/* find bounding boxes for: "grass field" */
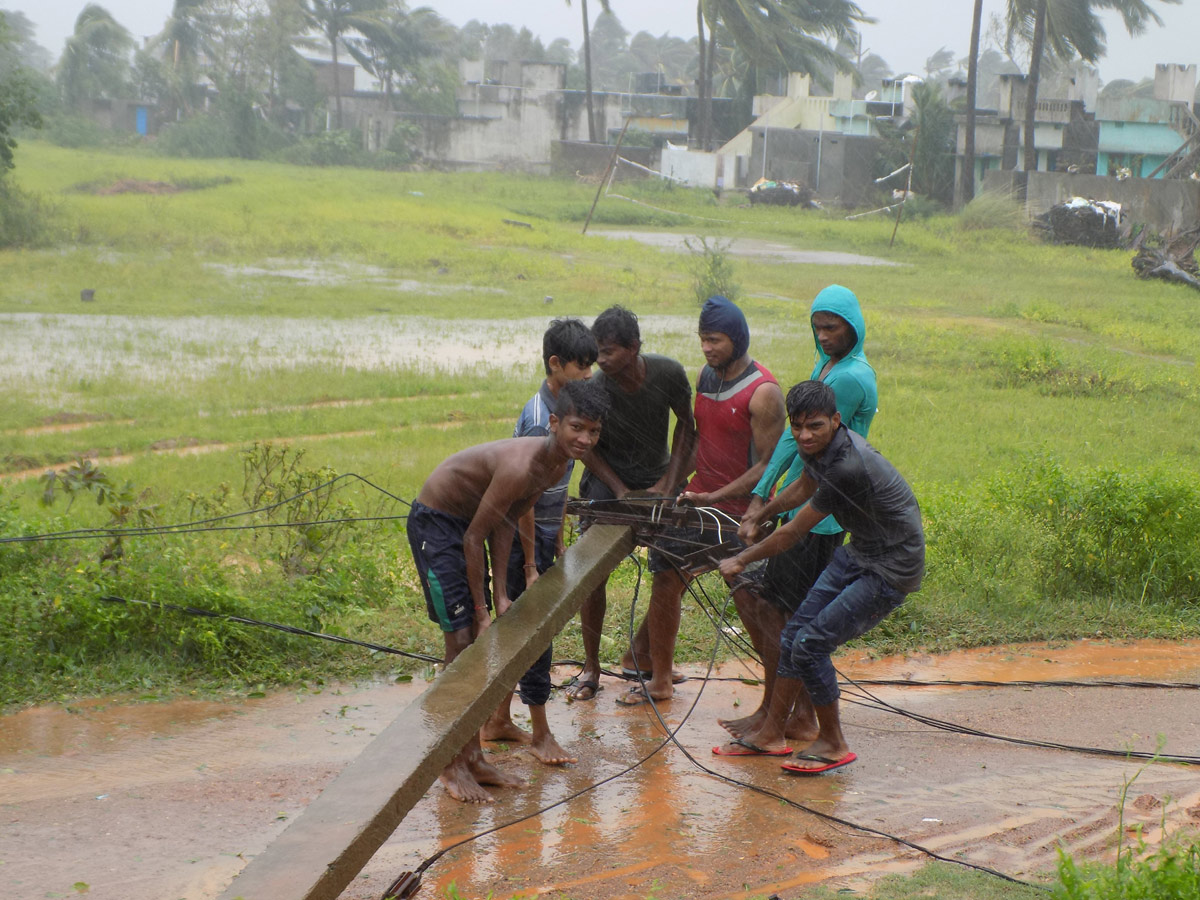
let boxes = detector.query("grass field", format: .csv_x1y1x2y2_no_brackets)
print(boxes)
1,141,1198,708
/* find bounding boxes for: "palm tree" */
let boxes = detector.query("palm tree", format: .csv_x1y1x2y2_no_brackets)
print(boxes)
565,0,611,143
345,5,453,110
302,0,386,129
1006,0,1180,172
148,0,212,117
694,0,869,149
57,4,134,110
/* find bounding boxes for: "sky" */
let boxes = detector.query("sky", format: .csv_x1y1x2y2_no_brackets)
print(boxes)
11,0,1200,86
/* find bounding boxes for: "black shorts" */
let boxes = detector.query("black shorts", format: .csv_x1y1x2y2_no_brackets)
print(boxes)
762,530,844,614
407,501,490,633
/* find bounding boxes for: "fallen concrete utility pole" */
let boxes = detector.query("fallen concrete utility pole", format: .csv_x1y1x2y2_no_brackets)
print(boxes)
217,523,634,900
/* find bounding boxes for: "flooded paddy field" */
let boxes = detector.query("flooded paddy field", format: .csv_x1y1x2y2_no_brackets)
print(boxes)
0,312,703,386
4,640,1199,900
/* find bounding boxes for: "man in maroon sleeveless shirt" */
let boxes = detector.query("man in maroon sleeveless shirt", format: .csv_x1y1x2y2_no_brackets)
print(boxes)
616,296,785,707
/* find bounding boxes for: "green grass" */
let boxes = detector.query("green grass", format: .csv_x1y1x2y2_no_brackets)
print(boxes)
2,140,1199,709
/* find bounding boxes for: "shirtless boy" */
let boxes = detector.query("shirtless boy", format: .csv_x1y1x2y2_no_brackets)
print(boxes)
482,318,597,765
407,378,609,802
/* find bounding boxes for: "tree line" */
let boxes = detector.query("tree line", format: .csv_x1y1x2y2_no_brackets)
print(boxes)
0,0,1183,202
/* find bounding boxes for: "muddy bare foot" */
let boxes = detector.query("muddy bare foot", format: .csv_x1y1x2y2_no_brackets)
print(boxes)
481,714,533,745
719,709,765,738
440,759,494,804
468,755,523,789
529,732,578,766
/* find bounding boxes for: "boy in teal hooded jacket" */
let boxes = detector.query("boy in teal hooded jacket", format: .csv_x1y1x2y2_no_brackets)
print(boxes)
716,284,877,747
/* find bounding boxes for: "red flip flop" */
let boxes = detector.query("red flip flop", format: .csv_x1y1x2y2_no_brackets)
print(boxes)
711,738,794,758
780,752,857,775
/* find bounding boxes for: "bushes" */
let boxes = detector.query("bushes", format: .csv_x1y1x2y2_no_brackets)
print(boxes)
921,455,1200,637
959,190,1028,232
997,455,1200,602
271,128,410,169
0,175,53,246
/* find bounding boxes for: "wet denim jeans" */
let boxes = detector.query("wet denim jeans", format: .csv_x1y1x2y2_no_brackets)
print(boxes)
777,546,907,706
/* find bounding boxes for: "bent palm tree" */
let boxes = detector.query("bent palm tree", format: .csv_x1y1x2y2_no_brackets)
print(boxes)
57,3,134,109
303,0,386,129
695,0,868,149
1006,0,1179,172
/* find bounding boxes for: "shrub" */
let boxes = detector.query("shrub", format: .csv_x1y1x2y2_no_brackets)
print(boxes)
684,235,740,305
157,112,241,159
273,129,367,167
993,454,1200,602
959,189,1027,231
41,114,116,149
0,175,54,246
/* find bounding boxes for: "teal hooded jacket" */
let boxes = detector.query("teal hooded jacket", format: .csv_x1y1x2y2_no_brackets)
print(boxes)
752,284,877,534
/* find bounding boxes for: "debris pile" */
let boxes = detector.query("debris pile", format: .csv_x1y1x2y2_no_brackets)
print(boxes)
1132,226,1200,291
1034,196,1126,248
748,179,818,208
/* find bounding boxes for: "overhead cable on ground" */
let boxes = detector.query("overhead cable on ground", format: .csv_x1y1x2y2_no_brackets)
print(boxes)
0,471,410,545
98,594,441,664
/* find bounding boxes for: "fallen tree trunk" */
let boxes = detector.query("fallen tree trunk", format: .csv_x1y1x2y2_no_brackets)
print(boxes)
1131,226,1200,291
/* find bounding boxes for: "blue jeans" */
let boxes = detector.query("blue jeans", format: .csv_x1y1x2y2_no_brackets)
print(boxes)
777,546,906,706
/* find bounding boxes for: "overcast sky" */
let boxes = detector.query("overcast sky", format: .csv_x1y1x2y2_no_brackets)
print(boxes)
11,0,1199,86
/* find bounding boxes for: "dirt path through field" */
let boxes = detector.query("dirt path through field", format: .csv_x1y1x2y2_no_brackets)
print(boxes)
4,640,1200,900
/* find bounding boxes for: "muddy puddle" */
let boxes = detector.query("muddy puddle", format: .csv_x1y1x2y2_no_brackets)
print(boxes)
4,640,1200,900
590,231,902,268
0,313,698,385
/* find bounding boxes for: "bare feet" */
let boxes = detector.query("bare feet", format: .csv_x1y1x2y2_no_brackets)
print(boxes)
439,758,493,804
718,709,766,738
783,711,820,744
467,753,523,789
481,714,533,745
528,732,578,765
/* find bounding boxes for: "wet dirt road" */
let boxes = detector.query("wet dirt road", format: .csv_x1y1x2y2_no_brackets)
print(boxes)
4,640,1200,900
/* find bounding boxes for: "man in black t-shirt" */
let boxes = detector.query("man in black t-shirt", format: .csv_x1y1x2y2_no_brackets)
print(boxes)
715,380,923,775
566,306,695,701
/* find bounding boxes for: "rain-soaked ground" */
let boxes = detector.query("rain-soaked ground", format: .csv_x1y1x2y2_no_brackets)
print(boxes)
4,640,1200,900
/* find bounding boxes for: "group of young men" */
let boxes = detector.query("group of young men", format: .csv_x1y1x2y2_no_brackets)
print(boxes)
407,286,925,803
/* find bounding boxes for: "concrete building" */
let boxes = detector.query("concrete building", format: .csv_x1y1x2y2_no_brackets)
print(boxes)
1094,64,1200,179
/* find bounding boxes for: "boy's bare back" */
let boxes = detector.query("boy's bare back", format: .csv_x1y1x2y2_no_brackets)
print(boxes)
416,436,565,524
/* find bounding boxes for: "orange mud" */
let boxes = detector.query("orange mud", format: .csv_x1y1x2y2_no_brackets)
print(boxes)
3,641,1200,900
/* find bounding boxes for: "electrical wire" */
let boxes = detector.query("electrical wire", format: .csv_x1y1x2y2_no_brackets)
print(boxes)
838,671,1200,766
99,594,442,664
0,471,410,545
621,560,1046,892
